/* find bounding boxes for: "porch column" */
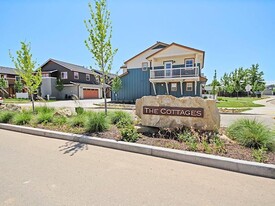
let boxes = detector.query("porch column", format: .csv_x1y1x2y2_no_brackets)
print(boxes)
180,81,183,95
165,82,169,95
151,82,157,95
194,81,197,95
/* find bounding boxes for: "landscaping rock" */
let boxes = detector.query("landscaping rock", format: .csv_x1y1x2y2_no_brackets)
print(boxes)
54,108,73,117
0,104,22,112
135,125,159,134
136,95,220,131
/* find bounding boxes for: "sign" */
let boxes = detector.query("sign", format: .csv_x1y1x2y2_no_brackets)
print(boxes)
143,106,204,118
245,84,252,92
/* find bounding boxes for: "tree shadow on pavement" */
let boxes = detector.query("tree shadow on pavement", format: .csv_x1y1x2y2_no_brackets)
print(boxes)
59,141,88,156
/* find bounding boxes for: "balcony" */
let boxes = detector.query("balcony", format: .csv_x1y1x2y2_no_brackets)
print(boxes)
150,67,199,80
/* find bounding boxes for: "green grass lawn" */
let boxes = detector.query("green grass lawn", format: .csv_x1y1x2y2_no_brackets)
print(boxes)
3,98,56,104
216,97,265,108
3,98,31,104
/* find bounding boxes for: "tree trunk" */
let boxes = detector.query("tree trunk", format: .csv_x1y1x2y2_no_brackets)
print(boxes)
103,75,107,116
31,93,35,113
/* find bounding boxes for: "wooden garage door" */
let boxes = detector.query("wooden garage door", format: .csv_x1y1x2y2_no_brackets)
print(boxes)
83,89,98,99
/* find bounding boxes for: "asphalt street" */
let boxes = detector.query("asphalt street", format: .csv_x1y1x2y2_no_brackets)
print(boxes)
0,129,275,206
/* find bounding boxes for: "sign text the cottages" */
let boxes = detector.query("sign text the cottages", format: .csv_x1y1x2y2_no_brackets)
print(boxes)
143,106,204,118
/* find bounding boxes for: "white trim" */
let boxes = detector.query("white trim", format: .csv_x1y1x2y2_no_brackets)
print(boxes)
165,82,169,94
180,81,183,95
194,81,197,95
164,61,172,77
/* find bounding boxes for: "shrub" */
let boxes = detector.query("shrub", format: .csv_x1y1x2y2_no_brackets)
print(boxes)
116,117,132,128
85,112,109,133
212,136,226,154
252,147,268,163
202,140,212,153
177,130,194,143
52,116,67,126
12,111,32,125
75,107,84,115
227,119,275,151
35,112,54,124
109,111,132,125
35,106,54,114
120,125,139,142
0,111,15,123
69,114,87,127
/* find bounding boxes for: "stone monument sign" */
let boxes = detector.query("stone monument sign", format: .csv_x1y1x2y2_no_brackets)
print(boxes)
136,95,220,130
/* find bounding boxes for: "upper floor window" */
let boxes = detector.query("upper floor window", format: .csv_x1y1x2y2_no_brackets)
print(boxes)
86,74,90,81
142,62,148,71
74,72,79,79
185,59,194,68
61,72,68,79
15,76,21,81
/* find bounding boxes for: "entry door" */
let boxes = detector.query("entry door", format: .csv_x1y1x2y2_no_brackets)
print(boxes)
164,61,172,77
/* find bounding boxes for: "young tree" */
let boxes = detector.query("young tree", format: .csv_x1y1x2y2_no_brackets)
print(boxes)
232,67,246,99
112,75,122,101
10,42,42,113
84,0,118,115
247,64,265,94
55,78,64,99
210,70,220,96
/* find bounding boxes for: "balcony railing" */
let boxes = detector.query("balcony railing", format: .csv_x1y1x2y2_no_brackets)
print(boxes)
150,67,199,79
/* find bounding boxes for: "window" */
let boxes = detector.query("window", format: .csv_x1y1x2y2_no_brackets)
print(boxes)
74,72,79,79
86,74,90,81
42,73,49,77
185,59,194,68
186,82,193,91
15,76,21,81
142,62,148,71
171,83,177,92
61,72,68,79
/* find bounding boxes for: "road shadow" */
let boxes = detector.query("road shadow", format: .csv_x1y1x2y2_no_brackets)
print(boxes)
59,141,88,156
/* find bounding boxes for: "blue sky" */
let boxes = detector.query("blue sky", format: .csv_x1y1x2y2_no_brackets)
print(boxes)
0,0,274,82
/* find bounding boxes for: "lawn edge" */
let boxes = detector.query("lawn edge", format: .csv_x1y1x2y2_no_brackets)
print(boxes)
1,123,274,179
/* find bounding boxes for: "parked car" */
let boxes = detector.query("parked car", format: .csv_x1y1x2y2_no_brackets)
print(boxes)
0,97,3,105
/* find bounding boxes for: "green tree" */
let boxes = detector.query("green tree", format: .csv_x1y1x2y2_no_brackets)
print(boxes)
247,64,265,94
14,80,24,92
55,78,64,92
84,0,118,115
0,77,8,88
211,70,220,96
10,42,42,113
232,67,247,99
112,75,122,100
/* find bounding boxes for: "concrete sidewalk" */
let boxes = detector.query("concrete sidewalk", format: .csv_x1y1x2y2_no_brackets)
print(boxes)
1,129,275,206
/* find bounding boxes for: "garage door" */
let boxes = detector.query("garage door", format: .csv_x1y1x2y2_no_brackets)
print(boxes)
83,89,99,99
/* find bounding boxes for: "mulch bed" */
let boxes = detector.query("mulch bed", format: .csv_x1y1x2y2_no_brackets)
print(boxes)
31,124,275,165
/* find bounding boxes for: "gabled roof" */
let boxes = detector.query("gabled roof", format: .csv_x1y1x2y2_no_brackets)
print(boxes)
123,41,169,65
0,66,16,75
146,42,205,67
93,70,117,79
40,58,94,75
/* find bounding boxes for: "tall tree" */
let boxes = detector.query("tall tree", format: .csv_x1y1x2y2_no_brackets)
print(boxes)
84,0,118,115
10,42,42,113
247,64,265,94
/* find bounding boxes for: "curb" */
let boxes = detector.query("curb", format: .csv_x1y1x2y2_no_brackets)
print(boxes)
0,123,274,179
